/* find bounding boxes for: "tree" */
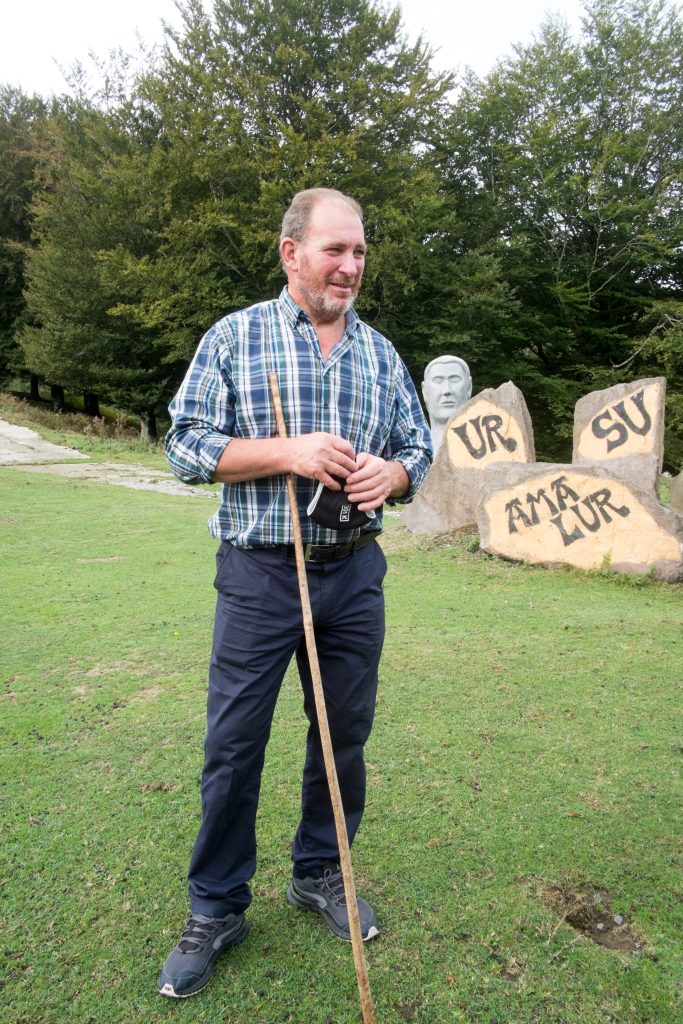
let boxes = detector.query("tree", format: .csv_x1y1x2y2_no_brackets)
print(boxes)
630,301,683,470
0,86,47,387
443,0,683,461
20,92,180,437
105,0,460,379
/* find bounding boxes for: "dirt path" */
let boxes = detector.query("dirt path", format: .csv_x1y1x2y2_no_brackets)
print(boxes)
0,418,216,499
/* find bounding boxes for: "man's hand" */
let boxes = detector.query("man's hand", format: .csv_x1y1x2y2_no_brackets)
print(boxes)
344,452,409,510
287,432,358,488
212,432,357,486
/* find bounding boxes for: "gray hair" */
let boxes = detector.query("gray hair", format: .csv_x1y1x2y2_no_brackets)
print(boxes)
280,188,363,244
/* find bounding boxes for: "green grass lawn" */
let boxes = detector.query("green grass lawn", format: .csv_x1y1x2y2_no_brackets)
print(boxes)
1,465,681,1024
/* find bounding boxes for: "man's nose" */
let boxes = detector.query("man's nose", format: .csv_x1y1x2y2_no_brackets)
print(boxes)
338,251,358,276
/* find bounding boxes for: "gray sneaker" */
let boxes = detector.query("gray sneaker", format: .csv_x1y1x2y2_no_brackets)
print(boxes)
286,862,379,942
157,912,249,998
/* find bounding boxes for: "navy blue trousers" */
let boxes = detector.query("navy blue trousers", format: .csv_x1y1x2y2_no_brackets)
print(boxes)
187,539,387,917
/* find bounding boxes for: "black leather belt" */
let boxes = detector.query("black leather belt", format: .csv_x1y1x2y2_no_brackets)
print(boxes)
284,531,377,563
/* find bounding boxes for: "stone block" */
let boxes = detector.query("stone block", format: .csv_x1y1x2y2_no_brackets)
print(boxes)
477,463,683,582
671,471,683,513
402,382,535,533
573,378,665,494
445,381,535,468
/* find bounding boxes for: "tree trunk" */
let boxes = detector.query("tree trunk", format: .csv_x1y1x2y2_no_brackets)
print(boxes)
51,384,65,412
29,374,40,401
83,392,100,417
140,411,157,443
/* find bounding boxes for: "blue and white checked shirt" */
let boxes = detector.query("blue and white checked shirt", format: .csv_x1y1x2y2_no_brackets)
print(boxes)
165,288,433,546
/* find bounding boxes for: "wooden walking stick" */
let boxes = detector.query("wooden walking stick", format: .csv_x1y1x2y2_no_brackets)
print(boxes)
268,372,377,1024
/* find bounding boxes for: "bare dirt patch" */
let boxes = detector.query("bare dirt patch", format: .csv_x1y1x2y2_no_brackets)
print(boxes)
395,1001,420,1021
76,556,124,564
499,956,526,980
84,660,136,679
541,882,644,953
131,685,163,703
68,658,152,684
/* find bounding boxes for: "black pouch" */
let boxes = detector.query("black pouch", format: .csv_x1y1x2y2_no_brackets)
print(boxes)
307,476,377,531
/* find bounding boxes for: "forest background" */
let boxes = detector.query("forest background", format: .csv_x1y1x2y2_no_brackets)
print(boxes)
1,0,682,466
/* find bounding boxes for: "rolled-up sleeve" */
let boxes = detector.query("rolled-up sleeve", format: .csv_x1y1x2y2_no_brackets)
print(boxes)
384,356,434,503
164,324,235,484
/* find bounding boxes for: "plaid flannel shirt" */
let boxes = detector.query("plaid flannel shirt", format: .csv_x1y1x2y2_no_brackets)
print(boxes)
165,288,433,546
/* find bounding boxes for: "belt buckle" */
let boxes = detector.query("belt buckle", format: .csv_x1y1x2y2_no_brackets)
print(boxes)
303,542,316,562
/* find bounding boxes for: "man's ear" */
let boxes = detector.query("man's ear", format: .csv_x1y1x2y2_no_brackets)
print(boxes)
280,237,298,272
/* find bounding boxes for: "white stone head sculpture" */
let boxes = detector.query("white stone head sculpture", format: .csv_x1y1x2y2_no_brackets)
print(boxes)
422,355,473,451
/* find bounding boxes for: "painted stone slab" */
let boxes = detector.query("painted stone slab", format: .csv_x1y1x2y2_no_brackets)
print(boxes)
573,378,665,494
402,382,534,533
477,464,683,581
446,384,535,469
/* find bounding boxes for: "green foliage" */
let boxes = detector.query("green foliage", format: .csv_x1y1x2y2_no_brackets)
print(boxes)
631,300,683,469
115,0,455,364
442,0,683,459
0,86,47,383
19,94,181,425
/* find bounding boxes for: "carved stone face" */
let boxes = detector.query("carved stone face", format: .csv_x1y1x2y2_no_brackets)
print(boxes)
422,358,472,426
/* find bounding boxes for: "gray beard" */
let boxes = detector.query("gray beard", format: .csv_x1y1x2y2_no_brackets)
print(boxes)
298,281,357,324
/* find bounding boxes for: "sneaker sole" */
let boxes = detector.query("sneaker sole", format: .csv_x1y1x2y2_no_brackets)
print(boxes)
286,882,379,942
157,917,250,998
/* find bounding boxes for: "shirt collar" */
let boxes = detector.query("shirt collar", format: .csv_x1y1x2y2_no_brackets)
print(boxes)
279,286,359,336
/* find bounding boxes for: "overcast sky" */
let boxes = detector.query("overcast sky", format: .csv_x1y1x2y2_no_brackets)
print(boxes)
1,0,600,98
5,1,682,98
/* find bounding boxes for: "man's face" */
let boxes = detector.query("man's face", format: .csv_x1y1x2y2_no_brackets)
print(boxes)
282,200,366,324
422,361,471,423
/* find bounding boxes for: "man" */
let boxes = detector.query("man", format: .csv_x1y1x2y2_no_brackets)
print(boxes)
422,355,472,451
159,188,432,998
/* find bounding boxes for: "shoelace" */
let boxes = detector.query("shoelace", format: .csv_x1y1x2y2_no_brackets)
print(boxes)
178,916,220,953
320,865,347,906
